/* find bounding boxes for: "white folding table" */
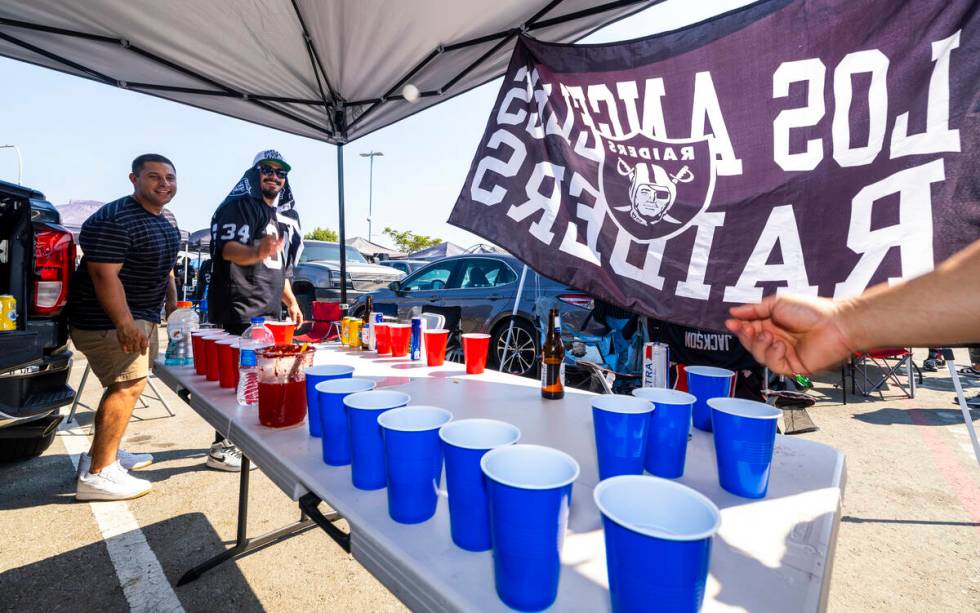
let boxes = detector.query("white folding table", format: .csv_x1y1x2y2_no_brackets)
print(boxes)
153,344,846,611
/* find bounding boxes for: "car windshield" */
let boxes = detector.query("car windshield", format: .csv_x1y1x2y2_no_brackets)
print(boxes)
300,244,368,263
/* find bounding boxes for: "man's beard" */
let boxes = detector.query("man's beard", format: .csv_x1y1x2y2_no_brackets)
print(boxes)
261,186,281,200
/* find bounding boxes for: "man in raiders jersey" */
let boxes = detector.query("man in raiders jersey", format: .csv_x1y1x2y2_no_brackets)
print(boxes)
205,149,304,470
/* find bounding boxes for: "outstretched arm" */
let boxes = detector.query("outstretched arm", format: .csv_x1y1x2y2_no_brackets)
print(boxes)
725,239,980,375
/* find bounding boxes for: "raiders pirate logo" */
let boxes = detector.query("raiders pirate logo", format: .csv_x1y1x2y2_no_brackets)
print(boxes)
229,177,251,196
601,134,716,242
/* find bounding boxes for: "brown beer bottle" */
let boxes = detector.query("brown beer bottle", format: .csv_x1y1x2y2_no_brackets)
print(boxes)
541,308,565,399
361,295,373,349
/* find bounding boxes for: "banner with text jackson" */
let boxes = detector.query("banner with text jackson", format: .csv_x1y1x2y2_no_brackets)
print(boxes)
448,0,979,330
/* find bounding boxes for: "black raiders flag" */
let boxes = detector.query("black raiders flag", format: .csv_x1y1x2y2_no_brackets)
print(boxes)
448,0,979,330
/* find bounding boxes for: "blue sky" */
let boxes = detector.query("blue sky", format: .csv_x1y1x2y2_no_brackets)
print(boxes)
0,0,750,249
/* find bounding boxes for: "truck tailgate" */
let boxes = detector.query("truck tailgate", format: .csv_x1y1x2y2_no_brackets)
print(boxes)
0,330,43,373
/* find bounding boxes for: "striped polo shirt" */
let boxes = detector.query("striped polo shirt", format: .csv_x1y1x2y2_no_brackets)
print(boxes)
69,196,180,330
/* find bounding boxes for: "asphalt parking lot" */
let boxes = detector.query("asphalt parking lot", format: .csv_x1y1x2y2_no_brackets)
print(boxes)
1,344,978,612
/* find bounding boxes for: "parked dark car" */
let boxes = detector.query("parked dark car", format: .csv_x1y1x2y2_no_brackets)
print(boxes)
348,254,600,377
378,259,430,275
292,240,403,316
0,180,76,462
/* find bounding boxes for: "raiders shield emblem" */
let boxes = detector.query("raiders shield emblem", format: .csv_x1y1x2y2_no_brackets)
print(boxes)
600,134,715,242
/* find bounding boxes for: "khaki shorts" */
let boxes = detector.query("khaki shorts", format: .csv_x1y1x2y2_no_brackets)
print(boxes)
71,320,159,387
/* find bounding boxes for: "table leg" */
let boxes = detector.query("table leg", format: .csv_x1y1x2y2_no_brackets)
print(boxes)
176,455,346,586
298,492,351,553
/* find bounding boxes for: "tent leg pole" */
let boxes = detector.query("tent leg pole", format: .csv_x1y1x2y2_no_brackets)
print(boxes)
946,360,980,467
500,265,528,373
337,143,347,309
181,239,188,300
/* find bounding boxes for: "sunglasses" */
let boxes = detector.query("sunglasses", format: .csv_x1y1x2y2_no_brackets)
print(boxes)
257,165,288,179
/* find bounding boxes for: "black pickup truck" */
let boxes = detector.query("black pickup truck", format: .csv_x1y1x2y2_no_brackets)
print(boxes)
0,180,76,462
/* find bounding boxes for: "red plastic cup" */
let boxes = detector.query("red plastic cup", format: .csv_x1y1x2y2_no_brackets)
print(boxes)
204,333,227,381
191,330,212,375
388,324,411,357
462,333,491,374
217,338,240,389
266,320,296,345
374,323,391,355
424,329,449,367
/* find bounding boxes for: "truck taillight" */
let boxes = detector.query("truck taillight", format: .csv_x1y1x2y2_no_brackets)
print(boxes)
33,225,75,316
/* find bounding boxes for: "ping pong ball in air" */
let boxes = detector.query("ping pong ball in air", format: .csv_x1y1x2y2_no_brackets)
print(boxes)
402,84,420,103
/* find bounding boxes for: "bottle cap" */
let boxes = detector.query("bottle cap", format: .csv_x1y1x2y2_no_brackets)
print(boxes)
176,301,193,308
250,316,265,324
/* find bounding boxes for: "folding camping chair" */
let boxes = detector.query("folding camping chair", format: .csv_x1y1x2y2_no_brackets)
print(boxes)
294,300,342,343
422,306,462,362
66,362,176,425
420,312,446,331
841,347,922,402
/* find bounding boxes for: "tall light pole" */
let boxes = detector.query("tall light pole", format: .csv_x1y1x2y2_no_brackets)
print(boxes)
0,145,22,184
359,151,383,242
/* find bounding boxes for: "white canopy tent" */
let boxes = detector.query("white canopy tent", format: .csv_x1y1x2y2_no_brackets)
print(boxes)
0,0,659,303
345,236,403,260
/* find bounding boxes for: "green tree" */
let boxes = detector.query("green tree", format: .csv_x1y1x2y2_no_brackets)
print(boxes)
382,227,443,253
304,226,338,242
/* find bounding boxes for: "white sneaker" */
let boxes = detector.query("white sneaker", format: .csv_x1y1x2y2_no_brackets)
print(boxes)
78,449,154,476
206,442,255,472
76,461,152,502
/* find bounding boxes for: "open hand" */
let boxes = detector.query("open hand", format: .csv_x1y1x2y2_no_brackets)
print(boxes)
725,294,856,376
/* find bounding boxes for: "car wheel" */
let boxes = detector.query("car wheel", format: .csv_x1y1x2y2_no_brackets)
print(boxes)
490,318,538,378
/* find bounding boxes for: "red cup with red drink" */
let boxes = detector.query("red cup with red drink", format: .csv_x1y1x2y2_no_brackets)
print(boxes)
374,323,391,355
256,344,315,428
216,338,240,389
204,332,228,381
190,330,211,375
388,324,411,357
266,320,296,345
462,333,491,374
424,329,449,367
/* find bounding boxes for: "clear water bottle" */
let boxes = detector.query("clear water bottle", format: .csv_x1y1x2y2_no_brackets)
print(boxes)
164,301,199,366
236,317,275,407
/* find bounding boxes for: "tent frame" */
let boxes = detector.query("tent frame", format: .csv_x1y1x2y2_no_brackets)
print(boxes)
0,0,656,306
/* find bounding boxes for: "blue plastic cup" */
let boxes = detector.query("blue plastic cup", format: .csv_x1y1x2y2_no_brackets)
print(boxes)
632,388,697,479
344,390,411,490
305,365,355,437
439,419,521,551
315,378,376,466
591,395,655,480
594,475,721,613
378,406,454,524
708,397,780,498
685,365,735,432
481,444,580,611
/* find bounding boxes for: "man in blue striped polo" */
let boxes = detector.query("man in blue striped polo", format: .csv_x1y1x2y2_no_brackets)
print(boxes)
69,154,180,501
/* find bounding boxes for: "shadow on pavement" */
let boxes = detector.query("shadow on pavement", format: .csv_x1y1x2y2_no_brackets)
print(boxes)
0,512,265,612
852,407,980,427
0,449,209,511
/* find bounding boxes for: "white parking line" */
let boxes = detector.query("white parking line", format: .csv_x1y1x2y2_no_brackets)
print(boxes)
58,421,185,613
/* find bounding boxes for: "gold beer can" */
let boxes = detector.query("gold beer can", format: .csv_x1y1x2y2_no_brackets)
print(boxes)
0,294,16,331
345,317,359,346
348,320,363,350
341,317,351,346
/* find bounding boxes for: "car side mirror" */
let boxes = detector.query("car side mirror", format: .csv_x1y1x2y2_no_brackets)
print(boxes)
388,280,401,292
